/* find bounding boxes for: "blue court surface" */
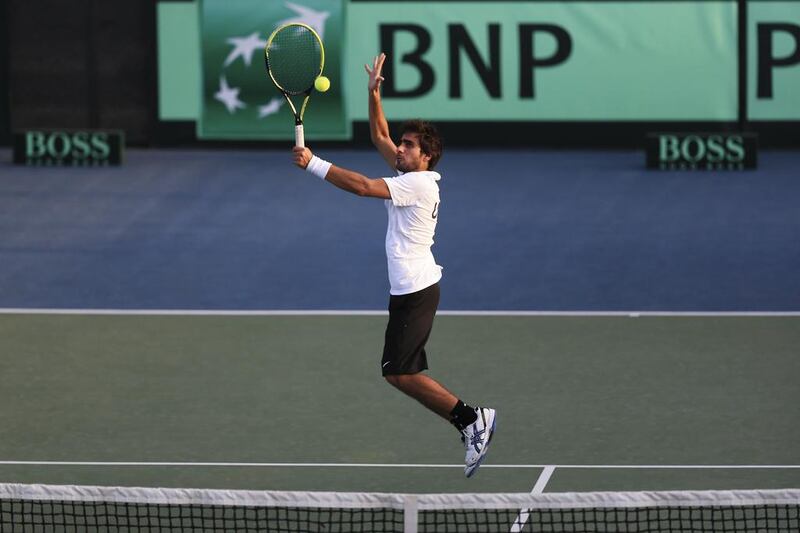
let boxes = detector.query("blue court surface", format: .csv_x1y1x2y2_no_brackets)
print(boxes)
0,148,798,311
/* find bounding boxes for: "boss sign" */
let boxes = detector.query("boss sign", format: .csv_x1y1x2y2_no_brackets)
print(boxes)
13,130,125,166
645,133,758,171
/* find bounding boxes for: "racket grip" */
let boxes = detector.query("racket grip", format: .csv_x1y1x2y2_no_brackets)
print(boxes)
295,125,305,148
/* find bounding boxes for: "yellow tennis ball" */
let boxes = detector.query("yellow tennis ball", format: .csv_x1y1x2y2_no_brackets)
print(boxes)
314,76,330,93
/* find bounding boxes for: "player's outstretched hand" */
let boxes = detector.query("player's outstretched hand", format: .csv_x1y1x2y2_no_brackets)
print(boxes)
365,53,386,91
293,146,313,169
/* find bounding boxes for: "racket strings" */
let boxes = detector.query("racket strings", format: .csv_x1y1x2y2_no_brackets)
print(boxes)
266,25,322,95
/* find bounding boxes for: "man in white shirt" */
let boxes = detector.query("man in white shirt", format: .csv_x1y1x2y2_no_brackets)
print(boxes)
292,53,495,478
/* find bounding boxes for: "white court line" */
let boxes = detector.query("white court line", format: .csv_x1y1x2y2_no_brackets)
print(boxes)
0,309,798,317
530,465,557,493
0,461,798,469
511,465,556,532
0,309,390,316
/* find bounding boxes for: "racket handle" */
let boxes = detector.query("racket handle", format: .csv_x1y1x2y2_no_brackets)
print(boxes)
295,125,305,148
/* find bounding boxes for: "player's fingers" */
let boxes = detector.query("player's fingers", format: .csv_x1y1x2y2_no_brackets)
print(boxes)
295,147,313,162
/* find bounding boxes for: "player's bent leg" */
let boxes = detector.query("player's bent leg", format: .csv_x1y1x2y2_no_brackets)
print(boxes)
384,373,497,478
383,373,457,420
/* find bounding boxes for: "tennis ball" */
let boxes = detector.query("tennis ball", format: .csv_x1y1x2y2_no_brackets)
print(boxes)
314,76,331,93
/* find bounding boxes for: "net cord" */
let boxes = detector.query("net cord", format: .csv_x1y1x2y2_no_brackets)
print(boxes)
0,484,797,511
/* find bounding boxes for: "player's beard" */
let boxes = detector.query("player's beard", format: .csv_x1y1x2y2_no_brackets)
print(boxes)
395,155,419,173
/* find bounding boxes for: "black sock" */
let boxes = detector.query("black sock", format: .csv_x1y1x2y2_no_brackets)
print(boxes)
449,400,478,431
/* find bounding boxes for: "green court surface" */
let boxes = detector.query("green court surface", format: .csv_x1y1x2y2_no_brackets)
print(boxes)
1,313,798,494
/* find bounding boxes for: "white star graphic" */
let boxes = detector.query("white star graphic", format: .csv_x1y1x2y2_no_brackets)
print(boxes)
214,77,246,113
224,32,267,67
258,97,285,119
277,2,330,39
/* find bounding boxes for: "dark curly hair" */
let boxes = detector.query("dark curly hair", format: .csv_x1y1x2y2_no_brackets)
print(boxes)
400,120,443,170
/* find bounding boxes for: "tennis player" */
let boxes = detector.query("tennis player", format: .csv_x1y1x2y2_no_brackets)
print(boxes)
292,53,495,478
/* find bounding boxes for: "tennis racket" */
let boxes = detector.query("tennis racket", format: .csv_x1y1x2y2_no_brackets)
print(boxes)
264,23,325,147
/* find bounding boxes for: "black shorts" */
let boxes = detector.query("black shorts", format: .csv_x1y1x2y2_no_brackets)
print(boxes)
381,283,440,376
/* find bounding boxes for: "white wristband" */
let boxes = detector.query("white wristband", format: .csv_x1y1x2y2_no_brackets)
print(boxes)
306,155,332,180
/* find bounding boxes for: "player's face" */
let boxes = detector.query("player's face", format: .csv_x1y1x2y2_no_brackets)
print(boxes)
395,133,431,172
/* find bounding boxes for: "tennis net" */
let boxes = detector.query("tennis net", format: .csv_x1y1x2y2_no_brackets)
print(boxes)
0,483,798,532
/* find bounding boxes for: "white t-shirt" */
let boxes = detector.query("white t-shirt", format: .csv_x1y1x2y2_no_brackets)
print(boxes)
381,171,443,295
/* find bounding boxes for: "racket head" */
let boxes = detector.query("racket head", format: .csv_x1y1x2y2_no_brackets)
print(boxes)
264,23,325,97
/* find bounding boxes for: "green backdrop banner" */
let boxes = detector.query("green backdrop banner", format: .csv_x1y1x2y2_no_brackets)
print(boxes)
159,3,200,121
345,2,738,121
177,0,799,138
198,0,349,140
748,1,800,120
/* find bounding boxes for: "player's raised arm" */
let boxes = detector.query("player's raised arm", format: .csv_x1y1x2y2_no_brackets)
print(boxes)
365,53,398,171
293,146,390,199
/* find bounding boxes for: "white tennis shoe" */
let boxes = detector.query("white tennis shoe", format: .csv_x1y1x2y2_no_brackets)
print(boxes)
462,407,496,478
